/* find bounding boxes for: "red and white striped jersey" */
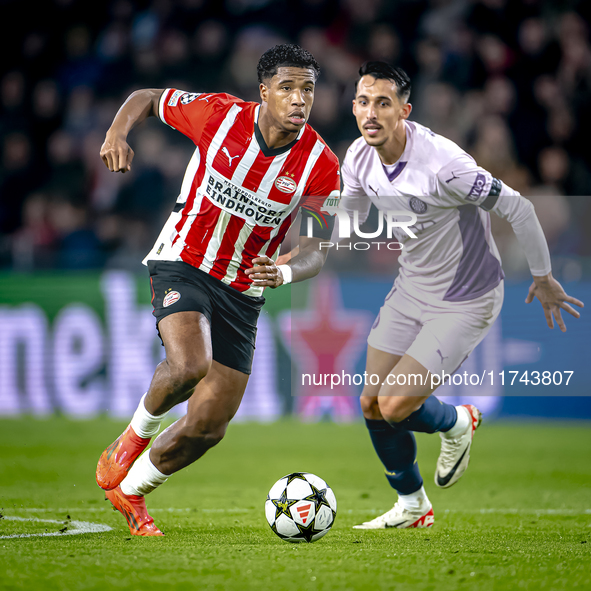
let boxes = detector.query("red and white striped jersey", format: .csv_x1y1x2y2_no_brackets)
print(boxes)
143,89,340,297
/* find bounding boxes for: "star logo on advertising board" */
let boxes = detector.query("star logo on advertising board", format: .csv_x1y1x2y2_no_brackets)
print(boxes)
279,275,373,420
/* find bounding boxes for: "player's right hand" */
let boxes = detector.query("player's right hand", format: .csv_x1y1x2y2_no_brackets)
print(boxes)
245,256,283,289
100,134,134,173
526,273,584,332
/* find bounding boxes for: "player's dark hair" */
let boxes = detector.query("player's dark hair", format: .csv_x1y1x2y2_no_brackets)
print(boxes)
257,44,320,83
356,61,411,102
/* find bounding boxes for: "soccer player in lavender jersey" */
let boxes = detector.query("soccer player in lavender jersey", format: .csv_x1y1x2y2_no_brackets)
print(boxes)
341,62,584,529
95,44,340,536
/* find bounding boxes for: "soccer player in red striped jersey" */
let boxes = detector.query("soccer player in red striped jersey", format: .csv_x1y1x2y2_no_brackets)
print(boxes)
95,44,340,536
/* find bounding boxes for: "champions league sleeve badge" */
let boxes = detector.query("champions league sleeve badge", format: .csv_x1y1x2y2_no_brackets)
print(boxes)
180,93,201,105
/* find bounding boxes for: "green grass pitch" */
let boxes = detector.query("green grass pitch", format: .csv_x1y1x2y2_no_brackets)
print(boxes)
0,417,590,591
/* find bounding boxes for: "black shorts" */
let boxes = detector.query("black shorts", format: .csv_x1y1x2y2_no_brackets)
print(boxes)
148,260,265,375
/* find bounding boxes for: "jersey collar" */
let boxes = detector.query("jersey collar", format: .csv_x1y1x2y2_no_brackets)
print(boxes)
380,120,414,183
254,104,305,158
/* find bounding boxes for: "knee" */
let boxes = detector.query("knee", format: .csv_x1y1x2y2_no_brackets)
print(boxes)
378,395,419,424
360,395,381,419
168,358,211,392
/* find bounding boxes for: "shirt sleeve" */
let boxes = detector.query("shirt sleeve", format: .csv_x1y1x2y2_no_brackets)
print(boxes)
299,150,341,240
158,89,239,144
491,191,552,277
332,148,372,241
341,149,366,197
436,153,499,209
437,153,552,276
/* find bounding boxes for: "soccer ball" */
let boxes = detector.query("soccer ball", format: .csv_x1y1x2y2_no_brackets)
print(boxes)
265,472,337,543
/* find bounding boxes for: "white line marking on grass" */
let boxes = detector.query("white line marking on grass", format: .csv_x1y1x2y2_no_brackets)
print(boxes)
11,507,250,514
0,516,112,539
10,508,109,513
8,507,591,516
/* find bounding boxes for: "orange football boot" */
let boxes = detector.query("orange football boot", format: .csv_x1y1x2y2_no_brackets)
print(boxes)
96,425,151,491
105,486,163,536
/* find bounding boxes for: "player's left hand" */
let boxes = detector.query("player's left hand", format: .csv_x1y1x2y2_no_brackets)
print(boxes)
525,273,584,332
245,256,284,289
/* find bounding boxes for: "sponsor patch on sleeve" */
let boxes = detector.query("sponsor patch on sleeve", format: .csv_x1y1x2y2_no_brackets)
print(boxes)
321,193,340,212
466,172,487,202
167,90,185,107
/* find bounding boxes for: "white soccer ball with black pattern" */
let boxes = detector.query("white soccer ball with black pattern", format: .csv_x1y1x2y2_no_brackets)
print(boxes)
265,472,337,543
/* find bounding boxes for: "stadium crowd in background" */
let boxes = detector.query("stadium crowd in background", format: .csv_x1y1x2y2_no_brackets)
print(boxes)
1,0,590,275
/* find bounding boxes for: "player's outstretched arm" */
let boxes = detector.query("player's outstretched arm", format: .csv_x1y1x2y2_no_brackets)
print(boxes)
525,273,584,332
100,89,164,173
436,151,585,332
486,191,584,332
245,237,328,289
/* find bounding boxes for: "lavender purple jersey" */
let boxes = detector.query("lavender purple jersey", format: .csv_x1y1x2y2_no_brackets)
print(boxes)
341,120,551,306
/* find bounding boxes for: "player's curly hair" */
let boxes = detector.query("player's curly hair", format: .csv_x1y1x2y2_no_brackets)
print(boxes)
257,44,320,83
356,61,411,102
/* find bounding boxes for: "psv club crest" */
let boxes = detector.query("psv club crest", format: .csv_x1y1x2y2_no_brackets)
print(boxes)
163,290,181,307
275,176,297,194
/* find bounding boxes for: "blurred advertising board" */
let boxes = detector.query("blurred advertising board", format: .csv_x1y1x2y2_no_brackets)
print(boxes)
0,271,590,420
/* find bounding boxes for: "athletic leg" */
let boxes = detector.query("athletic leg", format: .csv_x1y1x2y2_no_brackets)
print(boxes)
355,346,432,529
105,359,247,537
361,347,423,494
96,311,212,491
377,353,458,432
143,311,213,414
377,354,479,491
115,360,248,531
146,360,248,476
101,258,262,536
380,283,504,489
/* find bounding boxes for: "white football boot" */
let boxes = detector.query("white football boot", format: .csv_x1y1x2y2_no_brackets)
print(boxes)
435,404,482,489
353,498,434,530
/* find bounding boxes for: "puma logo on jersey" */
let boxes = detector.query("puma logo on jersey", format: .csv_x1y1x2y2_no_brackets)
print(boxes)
436,349,448,363
222,147,240,166
445,171,459,183
368,185,379,196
